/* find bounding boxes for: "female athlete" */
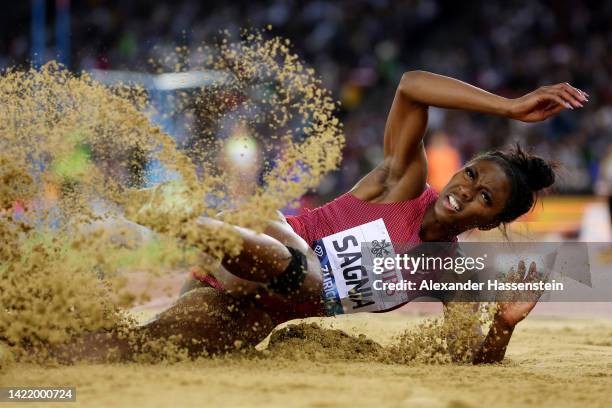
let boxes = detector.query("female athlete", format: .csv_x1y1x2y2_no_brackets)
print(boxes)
62,70,588,364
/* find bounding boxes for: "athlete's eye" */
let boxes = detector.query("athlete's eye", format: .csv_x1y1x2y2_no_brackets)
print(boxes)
465,168,475,179
481,191,492,205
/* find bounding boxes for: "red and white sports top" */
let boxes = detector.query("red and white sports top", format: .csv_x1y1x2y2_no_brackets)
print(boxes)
285,187,439,248
285,187,458,316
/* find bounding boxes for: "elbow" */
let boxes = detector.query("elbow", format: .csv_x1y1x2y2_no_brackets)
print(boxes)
400,70,428,85
401,70,427,81
398,70,428,100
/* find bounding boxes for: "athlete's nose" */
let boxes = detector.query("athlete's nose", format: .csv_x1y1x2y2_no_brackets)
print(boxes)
458,184,473,202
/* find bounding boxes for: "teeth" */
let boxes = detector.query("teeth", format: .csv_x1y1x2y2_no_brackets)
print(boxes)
449,195,460,211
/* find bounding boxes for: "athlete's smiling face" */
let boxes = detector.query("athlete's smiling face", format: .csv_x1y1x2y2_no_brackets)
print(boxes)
434,159,512,233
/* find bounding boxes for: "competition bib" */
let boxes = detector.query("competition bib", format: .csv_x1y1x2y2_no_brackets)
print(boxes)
313,219,409,315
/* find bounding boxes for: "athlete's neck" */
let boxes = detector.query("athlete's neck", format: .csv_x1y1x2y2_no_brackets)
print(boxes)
419,203,460,242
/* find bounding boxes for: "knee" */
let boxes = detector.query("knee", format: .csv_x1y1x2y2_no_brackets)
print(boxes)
179,276,208,297
177,287,226,311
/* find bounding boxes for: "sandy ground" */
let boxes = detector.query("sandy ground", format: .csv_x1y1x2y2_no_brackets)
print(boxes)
2,311,612,408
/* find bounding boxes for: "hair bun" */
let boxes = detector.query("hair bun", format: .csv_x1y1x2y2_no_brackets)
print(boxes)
524,157,555,191
472,143,557,224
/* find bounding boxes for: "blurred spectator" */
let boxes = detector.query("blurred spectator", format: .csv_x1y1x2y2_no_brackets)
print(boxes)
1,0,610,206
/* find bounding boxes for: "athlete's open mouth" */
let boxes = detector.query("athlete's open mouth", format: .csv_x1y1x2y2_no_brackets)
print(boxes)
445,193,462,212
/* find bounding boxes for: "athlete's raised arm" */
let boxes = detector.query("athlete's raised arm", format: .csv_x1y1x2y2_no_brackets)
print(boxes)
383,70,587,197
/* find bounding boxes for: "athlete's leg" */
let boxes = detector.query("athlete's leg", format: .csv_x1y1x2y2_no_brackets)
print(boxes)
186,212,322,303
192,216,294,283
51,287,274,362
126,186,299,282
139,287,274,356
259,211,323,302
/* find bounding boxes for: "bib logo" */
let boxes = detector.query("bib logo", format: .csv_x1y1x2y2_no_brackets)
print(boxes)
331,235,375,310
370,239,391,258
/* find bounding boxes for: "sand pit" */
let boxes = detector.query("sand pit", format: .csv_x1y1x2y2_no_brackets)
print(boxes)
2,312,611,408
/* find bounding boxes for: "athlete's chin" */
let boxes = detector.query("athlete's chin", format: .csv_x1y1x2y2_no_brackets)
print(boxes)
434,198,454,223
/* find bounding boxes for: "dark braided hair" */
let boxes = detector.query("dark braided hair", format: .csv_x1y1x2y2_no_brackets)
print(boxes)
470,143,556,224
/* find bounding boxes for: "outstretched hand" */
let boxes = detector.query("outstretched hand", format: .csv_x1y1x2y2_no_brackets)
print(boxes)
496,260,544,327
507,83,588,122
474,260,547,364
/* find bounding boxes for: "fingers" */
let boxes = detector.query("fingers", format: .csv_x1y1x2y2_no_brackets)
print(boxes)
557,88,583,108
506,264,521,284
526,261,545,301
500,260,545,305
527,261,537,281
514,259,538,281
517,259,526,279
542,90,572,110
506,266,516,281
543,83,589,110
560,82,589,101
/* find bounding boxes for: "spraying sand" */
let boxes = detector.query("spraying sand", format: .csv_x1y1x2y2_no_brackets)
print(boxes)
0,31,343,361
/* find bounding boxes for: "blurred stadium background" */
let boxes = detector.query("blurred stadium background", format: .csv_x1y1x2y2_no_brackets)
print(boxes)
1,0,610,241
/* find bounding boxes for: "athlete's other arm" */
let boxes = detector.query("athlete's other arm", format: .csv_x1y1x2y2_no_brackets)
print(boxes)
383,71,587,199
442,261,541,364
471,260,543,364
